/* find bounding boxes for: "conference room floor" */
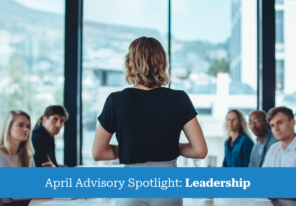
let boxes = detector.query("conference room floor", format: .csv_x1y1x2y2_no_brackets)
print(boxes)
29,198,296,206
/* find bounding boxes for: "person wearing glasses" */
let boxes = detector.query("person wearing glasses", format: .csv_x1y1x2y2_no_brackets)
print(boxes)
248,110,278,167
223,109,254,167
263,106,296,167
92,37,208,206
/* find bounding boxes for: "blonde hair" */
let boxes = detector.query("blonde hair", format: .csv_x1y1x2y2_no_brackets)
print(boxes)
0,110,35,167
226,109,251,139
125,37,170,88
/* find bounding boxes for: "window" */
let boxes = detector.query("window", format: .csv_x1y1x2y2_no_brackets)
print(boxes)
195,108,212,115
276,60,284,91
276,0,284,5
230,2,243,83
275,10,284,51
172,0,257,167
275,0,296,114
1,0,294,167
0,0,65,164
82,0,168,165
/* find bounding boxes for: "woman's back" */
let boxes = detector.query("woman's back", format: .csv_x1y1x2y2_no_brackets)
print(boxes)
98,87,197,164
93,37,207,206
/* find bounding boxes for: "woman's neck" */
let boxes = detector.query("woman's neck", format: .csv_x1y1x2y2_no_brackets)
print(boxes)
132,84,160,90
10,139,20,156
230,131,240,143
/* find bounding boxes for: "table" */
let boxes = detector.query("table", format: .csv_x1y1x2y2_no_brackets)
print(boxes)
29,198,277,206
29,198,115,206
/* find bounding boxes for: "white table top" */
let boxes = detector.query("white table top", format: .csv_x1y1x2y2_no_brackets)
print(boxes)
29,198,274,206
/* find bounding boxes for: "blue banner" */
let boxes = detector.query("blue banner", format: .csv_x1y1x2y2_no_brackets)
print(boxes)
0,168,295,198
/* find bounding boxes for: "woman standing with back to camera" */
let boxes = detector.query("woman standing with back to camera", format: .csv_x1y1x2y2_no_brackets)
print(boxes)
92,37,208,206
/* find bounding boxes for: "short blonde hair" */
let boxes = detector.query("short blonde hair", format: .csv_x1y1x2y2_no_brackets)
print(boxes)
0,110,35,167
226,109,251,139
125,37,169,88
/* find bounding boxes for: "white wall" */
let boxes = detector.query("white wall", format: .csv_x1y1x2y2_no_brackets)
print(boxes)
282,0,296,94
241,0,257,91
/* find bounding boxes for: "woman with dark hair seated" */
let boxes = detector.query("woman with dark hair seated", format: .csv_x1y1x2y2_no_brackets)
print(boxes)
92,37,208,206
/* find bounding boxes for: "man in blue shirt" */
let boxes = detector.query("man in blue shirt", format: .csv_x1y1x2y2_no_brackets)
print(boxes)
248,110,278,167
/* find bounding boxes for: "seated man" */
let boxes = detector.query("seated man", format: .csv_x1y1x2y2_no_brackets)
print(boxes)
248,110,278,167
32,105,69,167
263,106,296,167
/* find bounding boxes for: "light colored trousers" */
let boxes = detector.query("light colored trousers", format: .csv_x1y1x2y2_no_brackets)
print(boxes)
115,159,183,206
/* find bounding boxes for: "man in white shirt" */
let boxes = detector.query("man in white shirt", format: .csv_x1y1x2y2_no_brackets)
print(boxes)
263,106,296,167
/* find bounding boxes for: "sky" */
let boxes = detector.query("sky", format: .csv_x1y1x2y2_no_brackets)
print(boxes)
15,0,232,43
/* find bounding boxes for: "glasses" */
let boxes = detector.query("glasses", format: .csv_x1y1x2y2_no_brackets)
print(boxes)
248,118,263,125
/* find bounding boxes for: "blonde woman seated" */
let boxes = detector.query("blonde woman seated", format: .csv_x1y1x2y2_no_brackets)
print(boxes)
223,109,254,167
92,37,208,206
0,110,53,206
0,110,35,168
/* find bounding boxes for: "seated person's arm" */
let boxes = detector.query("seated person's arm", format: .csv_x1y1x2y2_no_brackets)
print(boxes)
248,147,255,167
41,155,56,167
222,155,228,167
50,144,59,167
179,117,208,159
262,149,272,167
92,124,118,161
32,134,53,167
242,140,254,167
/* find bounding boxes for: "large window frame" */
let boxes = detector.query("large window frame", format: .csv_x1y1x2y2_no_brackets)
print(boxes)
63,0,276,166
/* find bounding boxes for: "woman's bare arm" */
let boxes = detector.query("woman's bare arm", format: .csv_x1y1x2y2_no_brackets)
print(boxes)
92,124,118,161
179,117,208,159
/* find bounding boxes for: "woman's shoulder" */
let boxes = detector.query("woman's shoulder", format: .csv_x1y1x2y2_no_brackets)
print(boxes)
117,87,185,95
0,149,10,167
240,134,254,144
0,148,8,156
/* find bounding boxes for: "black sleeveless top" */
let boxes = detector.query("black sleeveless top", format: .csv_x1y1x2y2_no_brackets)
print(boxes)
98,87,197,164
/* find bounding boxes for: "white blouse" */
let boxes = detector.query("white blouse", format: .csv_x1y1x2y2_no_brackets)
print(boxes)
0,150,35,204
263,136,296,167
0,150,35,167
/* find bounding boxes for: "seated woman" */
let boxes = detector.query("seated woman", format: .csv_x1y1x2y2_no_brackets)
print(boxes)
92,37,208,206
223,109,254,167
0,110,39,206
